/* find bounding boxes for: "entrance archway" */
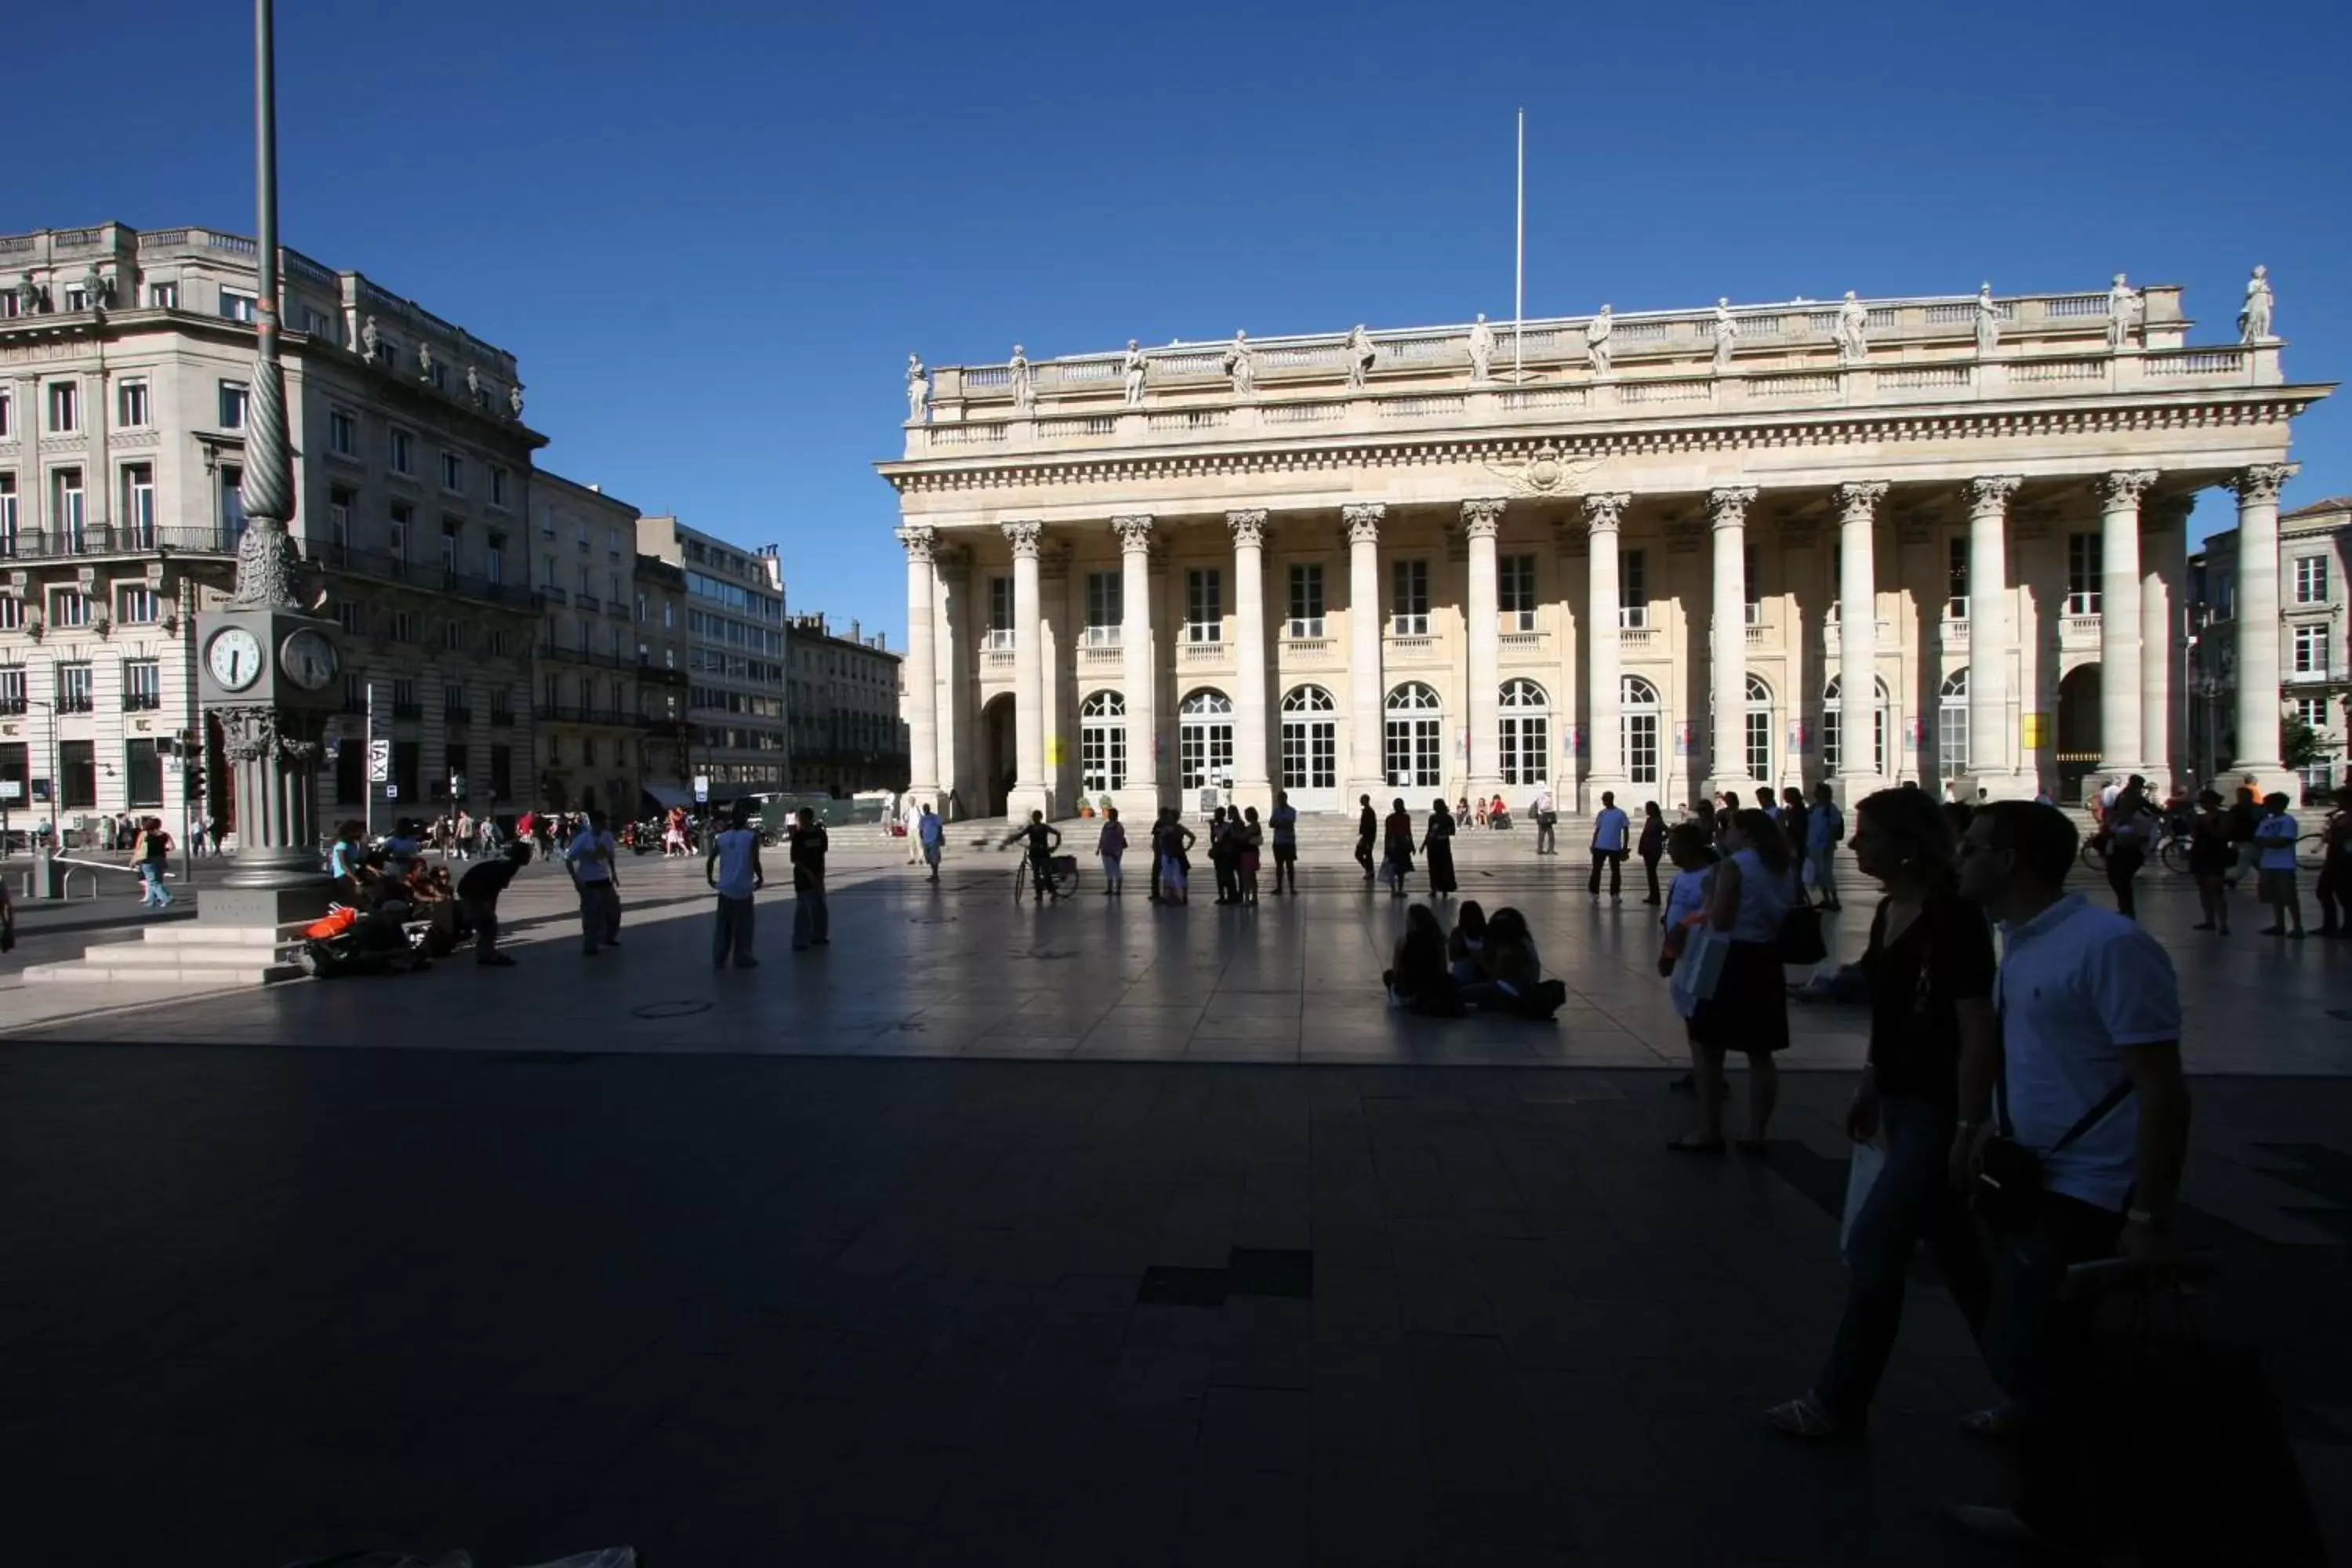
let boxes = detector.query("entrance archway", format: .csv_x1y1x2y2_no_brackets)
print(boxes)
981,693,1017,817
2056,663,2101,803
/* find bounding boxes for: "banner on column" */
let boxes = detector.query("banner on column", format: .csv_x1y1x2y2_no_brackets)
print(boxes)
1787,719,1810,754
1904,717,1924,755
1566,724,1585,759
1675,721,1695,759
2020,713,2048,751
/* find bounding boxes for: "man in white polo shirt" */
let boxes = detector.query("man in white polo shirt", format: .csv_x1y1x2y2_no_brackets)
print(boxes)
1588,791,1630,899
1949,800,2191,1555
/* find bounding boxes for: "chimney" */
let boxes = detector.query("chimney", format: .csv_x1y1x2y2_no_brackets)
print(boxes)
850,619,862,643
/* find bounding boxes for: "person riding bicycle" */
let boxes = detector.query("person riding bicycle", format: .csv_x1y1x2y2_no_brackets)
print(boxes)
1000,810,1064,903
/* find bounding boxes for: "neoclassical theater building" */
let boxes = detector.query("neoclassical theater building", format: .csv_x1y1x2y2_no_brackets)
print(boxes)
880,278,2328,818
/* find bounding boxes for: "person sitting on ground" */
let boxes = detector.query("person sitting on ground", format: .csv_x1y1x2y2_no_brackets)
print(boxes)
1460,907,1564,1018
456,841,530,966
1488,794,1512,829
1385,903,1461,1015
1448,900,1489,984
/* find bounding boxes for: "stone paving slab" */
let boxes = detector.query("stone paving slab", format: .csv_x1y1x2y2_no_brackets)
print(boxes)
0,1047,2343,1566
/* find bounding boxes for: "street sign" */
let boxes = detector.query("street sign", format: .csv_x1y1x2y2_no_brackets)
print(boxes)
367,739,390,784
693,774,710,804
0,781,20,803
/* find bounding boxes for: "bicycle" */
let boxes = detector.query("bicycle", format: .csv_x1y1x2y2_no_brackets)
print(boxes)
2081,826,2190,875
1012,852,1082,902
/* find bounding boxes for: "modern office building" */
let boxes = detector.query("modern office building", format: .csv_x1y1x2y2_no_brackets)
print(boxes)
2190,495,2352,797
786,612,906,794
635,516,787,796
633,552,692,808
884,276,2325,818
0,220,543,837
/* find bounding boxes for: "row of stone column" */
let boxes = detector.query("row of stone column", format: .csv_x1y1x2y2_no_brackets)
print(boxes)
895,460,2299,813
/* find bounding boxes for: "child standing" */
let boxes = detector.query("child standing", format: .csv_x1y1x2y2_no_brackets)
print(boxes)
1097,805,1127,896
2254,791,2304,938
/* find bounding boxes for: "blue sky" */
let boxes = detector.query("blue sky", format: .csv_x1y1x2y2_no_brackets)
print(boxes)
13,0,2348,645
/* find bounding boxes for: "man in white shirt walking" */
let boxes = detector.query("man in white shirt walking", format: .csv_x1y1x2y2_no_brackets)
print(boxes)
1948,800,2191,1556
1531,786,1556,857
706,800,764,969
1588,791,1630,898
564,808,624,956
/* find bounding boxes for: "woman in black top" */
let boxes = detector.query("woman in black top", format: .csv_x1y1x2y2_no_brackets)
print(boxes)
1766,786,1997,1439
2187,788,2233,935
1381,798,1416,897
1423,797,1459,898
1636,801,1667,904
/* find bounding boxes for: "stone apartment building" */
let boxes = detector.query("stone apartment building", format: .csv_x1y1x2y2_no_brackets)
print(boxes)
635,516,788,797
0,221,543,838
2190,495,2352,797
786,612,906,794
531,471,649,818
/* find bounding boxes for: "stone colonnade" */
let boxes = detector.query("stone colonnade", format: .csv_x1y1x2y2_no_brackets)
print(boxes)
897,464,2298,818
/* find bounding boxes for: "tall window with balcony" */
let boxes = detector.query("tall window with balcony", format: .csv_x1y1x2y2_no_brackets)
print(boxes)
339,673,365,715
216,381,249,430
0,598,20,632
1185,569,1223,644
486,534,505,586
490,467,509,509
122,659,162,712
985,576,1014,651
46,381,78,434
1286,564,1324,637
56,662,95,713
49,588,91,630
1620,550,1649,629
2066,532,2103,615
219,465,245,545
1744,674,1774,779
388,427,413,476
117,379,149,430
1390,560,1430,635
0,389,12,438
0,666,25,714
117,586,159,626
1947,536,1970,620
2292,624,2329,681
121,465,154,548
52,469,86,551
390,611,416,644
2294,555,2330,606
1743,546,1762,626
326,486,354,557
389,503,412,560
0,476,13,557
441,517,461,577
391,678,419,720
440,452,463,493
1500,555,1537,633
1083,571,1121,648
444,683,468,723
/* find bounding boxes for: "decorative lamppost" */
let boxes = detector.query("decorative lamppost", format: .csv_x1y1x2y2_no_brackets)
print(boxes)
193,0,344,927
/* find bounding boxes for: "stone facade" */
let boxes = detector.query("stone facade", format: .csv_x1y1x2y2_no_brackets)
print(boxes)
635,517,787,797
531,471,655,816
882,281,2327,817
2190,495,2352,797
786,612,906,795
0,222,542,837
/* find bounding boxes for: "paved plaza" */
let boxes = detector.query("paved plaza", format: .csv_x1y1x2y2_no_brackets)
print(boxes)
2,837,2350,1564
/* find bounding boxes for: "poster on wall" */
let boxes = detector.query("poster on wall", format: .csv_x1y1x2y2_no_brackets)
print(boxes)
1905,717,1925,754
2020,713,2047,750
1787,719,1809,753
1674,721,1695,759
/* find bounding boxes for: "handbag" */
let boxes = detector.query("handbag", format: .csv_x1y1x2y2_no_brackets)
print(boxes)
1777,901,1827,964
1973,1065,2136,1229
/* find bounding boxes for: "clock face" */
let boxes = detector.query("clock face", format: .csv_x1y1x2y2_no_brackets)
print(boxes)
205,626,264,691
281,628,340,691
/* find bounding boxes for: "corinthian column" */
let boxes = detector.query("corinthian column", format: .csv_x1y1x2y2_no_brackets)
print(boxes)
2233,463,2296,786
896,525,940,803
2098,470,2155,778
1229,510,1271,808
1004,521,1047,816
1965,477,2021,790
2141,493,2193,792
1583,492,1630,807
1113,515,1157,814
1462,498,1507,798
1345,504,1385,800
1708,487,1755,793
1837,481,1889,797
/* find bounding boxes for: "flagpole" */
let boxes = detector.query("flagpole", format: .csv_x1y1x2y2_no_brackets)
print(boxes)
1513,108,1525,380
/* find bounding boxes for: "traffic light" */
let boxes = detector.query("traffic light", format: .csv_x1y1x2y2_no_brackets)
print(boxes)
183,766,205,800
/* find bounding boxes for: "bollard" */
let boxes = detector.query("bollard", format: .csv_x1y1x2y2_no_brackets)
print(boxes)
31,851,70,901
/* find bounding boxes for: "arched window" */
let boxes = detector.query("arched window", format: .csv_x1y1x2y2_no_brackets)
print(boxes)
1499,680,1549,787
1279,684,1338,804
1622,675,1661,786
1744,673,1774,782
1385,682,1443,789
1822,674,1889,776
1080,689,1127,796
1178,688,1234,791
1938,667,1969,778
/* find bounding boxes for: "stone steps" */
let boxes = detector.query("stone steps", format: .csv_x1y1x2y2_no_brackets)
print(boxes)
24,923,306,987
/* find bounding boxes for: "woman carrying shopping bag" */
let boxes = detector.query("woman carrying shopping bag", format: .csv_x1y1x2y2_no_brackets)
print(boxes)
1764,786,1998,1438
1667,809,1795,1153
